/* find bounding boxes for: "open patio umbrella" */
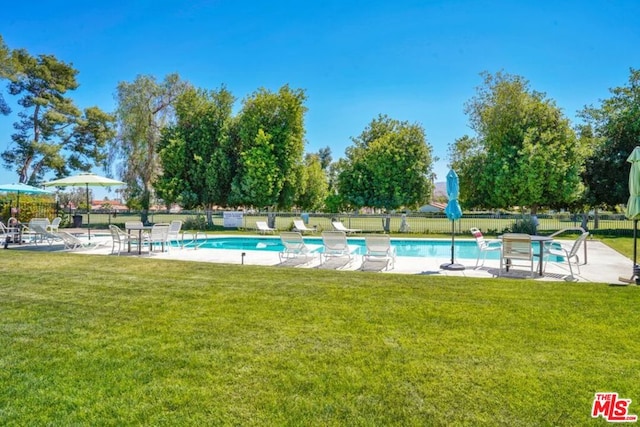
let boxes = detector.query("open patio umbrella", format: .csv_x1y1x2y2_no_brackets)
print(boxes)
622,146,640,284
440,169,465,271
0,183,54,218
43,173,125,239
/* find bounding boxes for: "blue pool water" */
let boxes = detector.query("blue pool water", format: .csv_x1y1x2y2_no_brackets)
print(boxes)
196,236,508,260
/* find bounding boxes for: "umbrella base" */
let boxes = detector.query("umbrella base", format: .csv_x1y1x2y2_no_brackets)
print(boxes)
440,263,466,271
618,275,640,285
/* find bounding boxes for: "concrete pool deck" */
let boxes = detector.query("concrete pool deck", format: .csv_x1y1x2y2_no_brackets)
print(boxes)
11,234,634,284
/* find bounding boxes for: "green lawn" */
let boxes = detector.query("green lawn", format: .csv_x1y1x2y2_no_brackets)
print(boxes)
1,250,639,425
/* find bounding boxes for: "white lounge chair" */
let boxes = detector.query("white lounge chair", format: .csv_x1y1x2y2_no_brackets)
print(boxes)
362,234,396,271
470,227,502,269
331,221,361,234
292,219,316,234
499,233,535,278
27,222,61,246
320,231,359,265
279,232,321,262
256,221,276,234
24,218,51,244
57,231,101,250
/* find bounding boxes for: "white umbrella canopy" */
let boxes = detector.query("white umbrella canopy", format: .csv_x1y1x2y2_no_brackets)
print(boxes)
0,183,54,218
43,173,125,187
43,173,125,239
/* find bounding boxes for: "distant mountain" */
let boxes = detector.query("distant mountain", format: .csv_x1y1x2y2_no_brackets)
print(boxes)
434,181,446,197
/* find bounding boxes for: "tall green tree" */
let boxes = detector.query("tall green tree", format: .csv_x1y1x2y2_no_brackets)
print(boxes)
448,134,487,209
0,48,115,184
157,86,235,210
230,85,307,209
580,68,640,208
296,153,328,211
317,146,332,170
112,73,189,223
0,34,17,115
451,71,584,213
338,114,434,211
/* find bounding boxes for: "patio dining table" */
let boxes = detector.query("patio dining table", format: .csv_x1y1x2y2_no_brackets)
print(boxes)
125,224,152,255
499,234,553,276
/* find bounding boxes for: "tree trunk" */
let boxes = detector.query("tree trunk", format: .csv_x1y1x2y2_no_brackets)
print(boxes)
267,207,276,228
581,212,589,231
206,209,213,227
141,188,151,225
383,213,391,233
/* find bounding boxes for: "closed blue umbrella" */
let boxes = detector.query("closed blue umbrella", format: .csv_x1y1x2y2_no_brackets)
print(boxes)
441,169,465,270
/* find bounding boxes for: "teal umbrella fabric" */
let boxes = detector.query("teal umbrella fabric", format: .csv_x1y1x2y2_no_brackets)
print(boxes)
444,169,463,220
441,169,464,270
0,183,54,214
626,146,640,220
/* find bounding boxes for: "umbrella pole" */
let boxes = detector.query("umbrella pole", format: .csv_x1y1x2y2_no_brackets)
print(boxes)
440,219,465,271
451,220,455,264
634,219,638,283
86,183,91,240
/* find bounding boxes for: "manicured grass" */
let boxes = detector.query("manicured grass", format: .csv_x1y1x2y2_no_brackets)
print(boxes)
1,250,639,425
596,236,635,259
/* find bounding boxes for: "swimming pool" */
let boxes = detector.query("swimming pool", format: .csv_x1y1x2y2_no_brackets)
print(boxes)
196,236,496,259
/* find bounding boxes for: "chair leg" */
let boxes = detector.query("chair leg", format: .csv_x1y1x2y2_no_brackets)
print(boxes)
530,260,535,278
565,258,575,280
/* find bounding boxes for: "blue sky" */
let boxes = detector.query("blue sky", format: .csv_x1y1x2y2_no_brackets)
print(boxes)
1,0,639,199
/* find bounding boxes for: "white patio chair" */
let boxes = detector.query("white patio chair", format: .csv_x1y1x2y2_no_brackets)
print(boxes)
145,223,170,254
470,227,502,269
167,220,183,249
47,217,62,232
543,231,589,280
499,233,535,278
109,225,136,255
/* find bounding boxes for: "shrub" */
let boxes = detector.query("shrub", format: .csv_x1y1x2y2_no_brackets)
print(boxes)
506,217,538,235
183,215,208,231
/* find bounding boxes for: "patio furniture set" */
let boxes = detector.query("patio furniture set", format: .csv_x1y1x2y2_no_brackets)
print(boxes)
471,227,589,280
